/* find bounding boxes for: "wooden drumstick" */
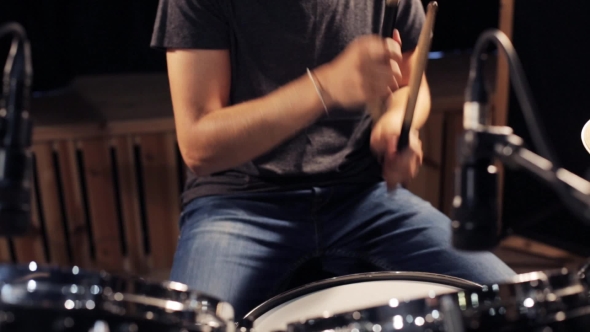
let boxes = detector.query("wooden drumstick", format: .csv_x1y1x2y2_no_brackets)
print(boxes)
396,1,438,151
367,1,438,152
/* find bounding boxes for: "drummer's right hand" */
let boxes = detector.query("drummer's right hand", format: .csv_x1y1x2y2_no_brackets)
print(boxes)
313,32,403,110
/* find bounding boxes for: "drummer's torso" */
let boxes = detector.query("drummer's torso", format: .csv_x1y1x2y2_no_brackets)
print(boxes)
183,0,397,200
226,0,380,93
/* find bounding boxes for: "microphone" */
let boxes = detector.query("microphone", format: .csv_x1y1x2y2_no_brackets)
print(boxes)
582,119,590,155
452,29,590,251
450,50,500,251
0,22,33,236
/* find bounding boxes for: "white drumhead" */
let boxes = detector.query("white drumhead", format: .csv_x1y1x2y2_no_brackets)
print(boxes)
249,273,476,332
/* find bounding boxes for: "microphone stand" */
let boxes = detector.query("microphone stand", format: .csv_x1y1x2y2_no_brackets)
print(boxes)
457,125,590,230
0,22,34,236
453,29,590,250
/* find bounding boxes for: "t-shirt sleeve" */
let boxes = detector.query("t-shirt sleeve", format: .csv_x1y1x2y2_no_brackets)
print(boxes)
150,0,230,50
396,0,426,53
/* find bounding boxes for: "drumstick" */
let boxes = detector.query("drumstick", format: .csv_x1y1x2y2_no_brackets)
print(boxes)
382,0,400,39
366,0,399,122
396,1,438,151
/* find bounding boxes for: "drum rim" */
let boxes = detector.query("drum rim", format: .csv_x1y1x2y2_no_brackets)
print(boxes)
242,271,481,323
0,262,216,299
0,263,235,328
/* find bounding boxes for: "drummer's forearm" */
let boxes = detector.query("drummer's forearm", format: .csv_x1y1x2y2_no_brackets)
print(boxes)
384,75,431,130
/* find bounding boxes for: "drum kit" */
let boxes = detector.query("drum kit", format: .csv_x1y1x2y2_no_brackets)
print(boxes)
1,263,590,332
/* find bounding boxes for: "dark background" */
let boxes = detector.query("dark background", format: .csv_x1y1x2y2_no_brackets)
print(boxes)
0,0,499,92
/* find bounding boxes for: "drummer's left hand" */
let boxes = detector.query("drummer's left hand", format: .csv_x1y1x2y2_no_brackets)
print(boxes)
370,110,423,190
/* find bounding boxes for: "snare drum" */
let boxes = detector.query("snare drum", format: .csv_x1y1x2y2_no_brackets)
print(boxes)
0,263,235,332
280,268,590,332
241,271,480,332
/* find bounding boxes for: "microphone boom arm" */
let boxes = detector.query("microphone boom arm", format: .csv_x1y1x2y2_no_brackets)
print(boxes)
453,28,590,251
458,126,590,230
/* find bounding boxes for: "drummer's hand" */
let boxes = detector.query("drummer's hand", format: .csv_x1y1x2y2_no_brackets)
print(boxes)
370,111,423,190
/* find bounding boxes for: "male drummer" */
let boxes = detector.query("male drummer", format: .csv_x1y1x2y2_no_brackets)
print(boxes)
150,0,516,319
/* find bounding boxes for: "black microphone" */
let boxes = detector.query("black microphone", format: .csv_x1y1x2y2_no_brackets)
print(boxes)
0,23,33,236
450,51,500,251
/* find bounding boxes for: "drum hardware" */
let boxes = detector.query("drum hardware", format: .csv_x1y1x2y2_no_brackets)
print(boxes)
0,263,235,332
453,125,590,243
241,271,481,332
89,320,110,332
452,29,590,252
276,268,590,332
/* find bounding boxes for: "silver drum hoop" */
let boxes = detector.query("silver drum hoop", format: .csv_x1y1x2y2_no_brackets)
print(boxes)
241,271,481,332
0,263,235,332
284,269,590,332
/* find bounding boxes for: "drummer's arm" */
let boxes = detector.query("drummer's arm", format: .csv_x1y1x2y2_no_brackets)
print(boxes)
369,47,431,153
377,48,431,131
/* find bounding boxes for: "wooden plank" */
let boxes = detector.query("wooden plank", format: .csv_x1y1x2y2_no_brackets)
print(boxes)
55,141,92,268
139,133,180,270
494,237,586,275
422,112,444,166
493,246,570,275
407,164,441,211
494,0,515,127
12,163,46,264
499,235,585,261
431,95,463,114
113,136,148,274
406,112,444,210
32,143,69,265
80,139,124,272
494,0,515,221
33,118,175,143
30,74,172,127
441,112,464,217
0,239,11,263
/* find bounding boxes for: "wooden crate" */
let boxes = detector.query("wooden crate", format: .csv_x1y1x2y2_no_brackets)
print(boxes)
0,116,184,276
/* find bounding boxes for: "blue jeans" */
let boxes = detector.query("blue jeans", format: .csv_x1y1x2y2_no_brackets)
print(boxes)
170,182,516,319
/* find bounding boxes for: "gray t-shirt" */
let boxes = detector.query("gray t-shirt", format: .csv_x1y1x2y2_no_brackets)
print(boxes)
151,0,425,205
